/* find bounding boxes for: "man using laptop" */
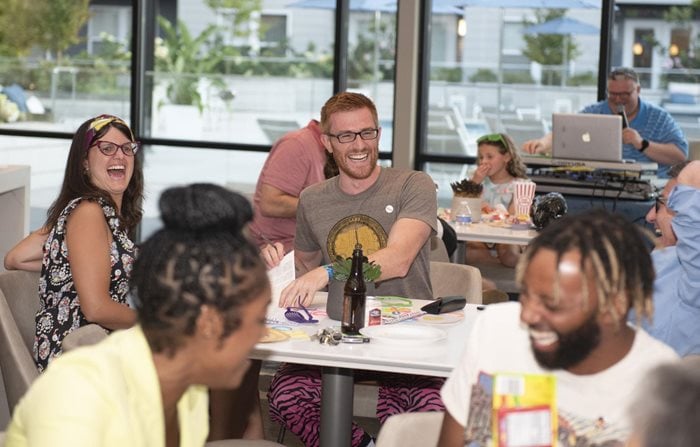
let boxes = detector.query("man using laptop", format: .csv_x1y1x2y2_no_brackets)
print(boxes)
523,67,688,178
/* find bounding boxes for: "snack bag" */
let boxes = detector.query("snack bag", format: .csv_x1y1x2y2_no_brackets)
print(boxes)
492,372,557,447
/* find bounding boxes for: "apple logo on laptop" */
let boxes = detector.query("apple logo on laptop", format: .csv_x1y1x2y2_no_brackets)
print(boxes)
581,132,591,143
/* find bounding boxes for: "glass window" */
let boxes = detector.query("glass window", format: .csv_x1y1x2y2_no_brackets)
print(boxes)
147,0,338,145
261,14,288,56
423,2,602,165
632,28,654,85
502,20,525,54
611,1,700,140
0,1,132,133
87,6,131,55
141,145,268,239
425,162,476,209
0,135,70,231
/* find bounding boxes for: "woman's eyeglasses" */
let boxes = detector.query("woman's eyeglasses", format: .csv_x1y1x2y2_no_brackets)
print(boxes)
284,303,319,324
93,140,140,156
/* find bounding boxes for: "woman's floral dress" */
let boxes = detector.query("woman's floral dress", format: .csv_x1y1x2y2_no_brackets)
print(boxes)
34,197,136,372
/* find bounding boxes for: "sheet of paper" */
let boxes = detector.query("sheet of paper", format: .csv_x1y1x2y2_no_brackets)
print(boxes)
266,249,295,311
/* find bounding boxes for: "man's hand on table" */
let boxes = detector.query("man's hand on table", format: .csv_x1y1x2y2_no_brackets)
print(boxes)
279,266,328,308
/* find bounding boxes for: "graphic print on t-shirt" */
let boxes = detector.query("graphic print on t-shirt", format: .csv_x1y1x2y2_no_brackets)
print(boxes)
326,214,387,260
464,373,627,447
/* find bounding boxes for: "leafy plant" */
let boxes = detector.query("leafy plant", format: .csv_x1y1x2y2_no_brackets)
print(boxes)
331,256,381,282
0,93,20,122
469,69,498,83
155,17,229,112
521,9,580,86
450,179,483,198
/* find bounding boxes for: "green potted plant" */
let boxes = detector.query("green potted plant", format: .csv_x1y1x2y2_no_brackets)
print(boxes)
155,17,231,112
326,255,381,321
450,178,484,223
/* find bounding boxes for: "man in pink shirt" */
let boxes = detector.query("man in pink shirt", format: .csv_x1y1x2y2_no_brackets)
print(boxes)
237,119,329,440
249,119,330,252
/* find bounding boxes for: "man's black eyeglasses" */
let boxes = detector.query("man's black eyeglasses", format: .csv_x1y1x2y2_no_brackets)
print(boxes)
655,195,667,213
327,128,379,144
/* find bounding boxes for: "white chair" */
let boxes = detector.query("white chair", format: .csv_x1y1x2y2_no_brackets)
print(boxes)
376,411,444,446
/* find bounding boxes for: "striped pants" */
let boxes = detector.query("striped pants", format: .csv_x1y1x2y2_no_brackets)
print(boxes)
267,363,445,447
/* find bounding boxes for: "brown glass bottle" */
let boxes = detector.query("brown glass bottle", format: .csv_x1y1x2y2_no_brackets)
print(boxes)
342,243,366,335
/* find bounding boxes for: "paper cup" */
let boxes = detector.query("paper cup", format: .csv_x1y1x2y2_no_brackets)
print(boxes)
513,180,536,220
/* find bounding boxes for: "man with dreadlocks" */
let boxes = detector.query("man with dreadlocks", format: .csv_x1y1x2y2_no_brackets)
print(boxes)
437,210,678,447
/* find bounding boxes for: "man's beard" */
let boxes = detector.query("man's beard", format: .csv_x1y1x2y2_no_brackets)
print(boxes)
532,312,601,370
333,146,379,180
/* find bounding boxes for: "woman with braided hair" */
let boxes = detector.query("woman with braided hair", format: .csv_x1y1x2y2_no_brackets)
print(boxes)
6,184,274,447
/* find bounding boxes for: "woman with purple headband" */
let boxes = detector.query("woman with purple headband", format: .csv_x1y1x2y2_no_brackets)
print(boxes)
4,114,144,371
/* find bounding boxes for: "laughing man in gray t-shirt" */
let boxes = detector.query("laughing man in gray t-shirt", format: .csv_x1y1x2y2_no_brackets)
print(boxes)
270,91,437,308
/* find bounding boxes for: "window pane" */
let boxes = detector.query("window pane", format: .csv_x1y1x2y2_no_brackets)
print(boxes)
141,145,268,239
612,1,700,140
0,135,70,231
146,0,337,145
0,2,132,132
347,6,396,153
425,3,602,156
424,162,475,209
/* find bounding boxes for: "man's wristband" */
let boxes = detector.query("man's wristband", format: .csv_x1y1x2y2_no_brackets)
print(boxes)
639,139,650,152
323,264,334,280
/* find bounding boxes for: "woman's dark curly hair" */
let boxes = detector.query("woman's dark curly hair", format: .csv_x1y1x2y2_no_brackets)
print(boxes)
44,114,144,239
130,183,269,356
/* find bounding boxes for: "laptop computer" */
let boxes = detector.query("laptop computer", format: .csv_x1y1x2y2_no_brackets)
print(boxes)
551,113,623,162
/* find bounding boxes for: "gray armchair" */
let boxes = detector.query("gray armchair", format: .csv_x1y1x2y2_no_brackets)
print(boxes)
429,261,482,304
0,271,41,416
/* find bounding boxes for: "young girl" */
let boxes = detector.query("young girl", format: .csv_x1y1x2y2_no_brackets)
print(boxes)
471,133,528,267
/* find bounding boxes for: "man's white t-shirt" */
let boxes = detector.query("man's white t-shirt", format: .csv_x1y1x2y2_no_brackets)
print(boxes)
441,302,678,445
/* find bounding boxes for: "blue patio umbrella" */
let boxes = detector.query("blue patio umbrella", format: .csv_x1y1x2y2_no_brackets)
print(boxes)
455,0,600,113
288,0,462,14
524,17,599,85
287,0,396,12
524,16,599,36
288,0,462,99
457,0,597,7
